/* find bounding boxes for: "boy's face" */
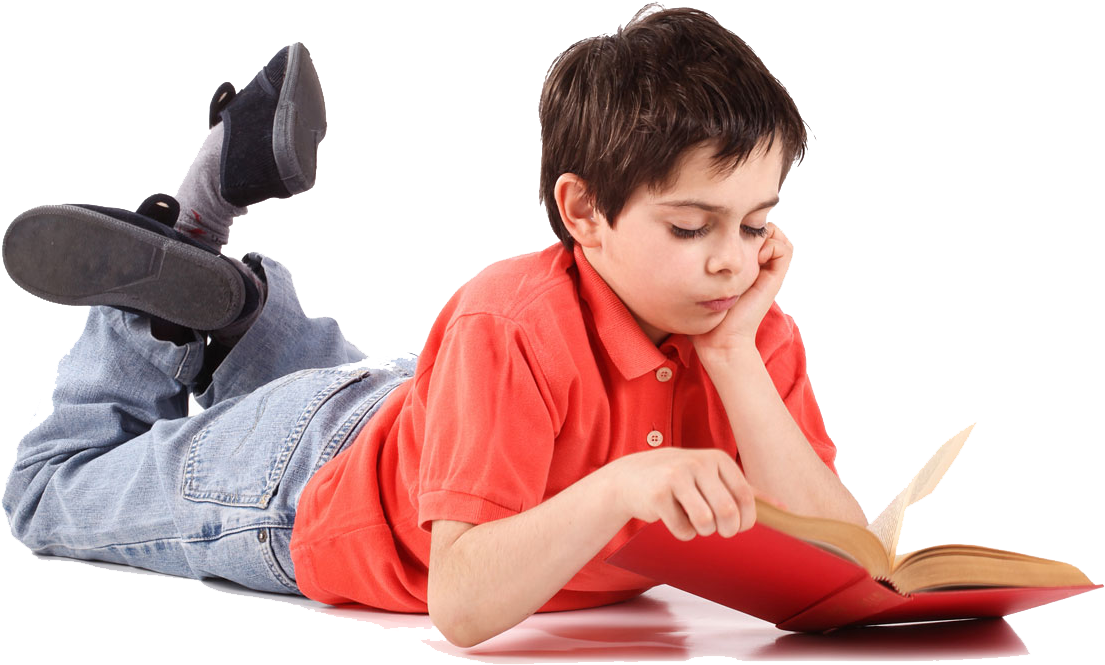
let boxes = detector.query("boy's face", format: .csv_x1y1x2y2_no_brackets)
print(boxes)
581,139,784,345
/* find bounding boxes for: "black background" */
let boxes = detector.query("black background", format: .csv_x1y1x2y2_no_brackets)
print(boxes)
6,6,1096,658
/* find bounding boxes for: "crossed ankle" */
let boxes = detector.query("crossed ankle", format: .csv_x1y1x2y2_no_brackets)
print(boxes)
210,257,267,346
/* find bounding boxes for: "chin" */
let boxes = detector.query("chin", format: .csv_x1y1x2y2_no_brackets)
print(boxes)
668,319,719,338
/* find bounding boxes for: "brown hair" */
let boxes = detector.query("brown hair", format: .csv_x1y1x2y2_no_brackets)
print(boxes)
538,5,808,250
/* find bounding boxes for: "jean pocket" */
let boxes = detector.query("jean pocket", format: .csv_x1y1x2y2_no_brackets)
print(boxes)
181,367,370,508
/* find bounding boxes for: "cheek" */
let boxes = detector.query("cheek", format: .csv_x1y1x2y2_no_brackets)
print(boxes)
629,247,691,306
632,236,683,279
667,258,709,311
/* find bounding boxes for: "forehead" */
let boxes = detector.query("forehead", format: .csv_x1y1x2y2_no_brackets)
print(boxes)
652,140,785,207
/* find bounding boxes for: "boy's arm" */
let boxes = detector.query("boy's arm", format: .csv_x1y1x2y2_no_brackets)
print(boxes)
428,446,760,648
698,343,867,525
428,475,621,650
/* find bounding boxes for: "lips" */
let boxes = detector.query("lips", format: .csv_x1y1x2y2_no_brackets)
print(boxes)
698,295,739,312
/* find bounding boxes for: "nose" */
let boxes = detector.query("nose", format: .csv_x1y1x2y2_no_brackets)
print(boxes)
705,228,746,275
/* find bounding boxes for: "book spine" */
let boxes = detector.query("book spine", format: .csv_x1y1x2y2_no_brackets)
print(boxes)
776,576,909,632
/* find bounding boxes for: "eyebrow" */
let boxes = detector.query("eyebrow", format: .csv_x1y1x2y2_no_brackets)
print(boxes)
657,196,780,215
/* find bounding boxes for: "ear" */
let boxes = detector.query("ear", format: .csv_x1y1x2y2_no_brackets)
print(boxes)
554,173,604,248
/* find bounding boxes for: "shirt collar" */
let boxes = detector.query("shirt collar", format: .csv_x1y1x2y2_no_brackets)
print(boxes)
573,244,695,379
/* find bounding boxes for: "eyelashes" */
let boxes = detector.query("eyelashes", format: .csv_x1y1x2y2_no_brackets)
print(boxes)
670,224,768,240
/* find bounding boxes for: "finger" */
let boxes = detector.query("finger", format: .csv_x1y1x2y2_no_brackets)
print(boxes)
758,239,784,267
658,493,699,542
672,479,719,538
757,234,793,268
695,471,742,538
716,459,757,533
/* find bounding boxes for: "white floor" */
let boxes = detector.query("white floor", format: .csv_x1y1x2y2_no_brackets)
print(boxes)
23,552,1060,658
30,397,1082,658
6,397,1078,658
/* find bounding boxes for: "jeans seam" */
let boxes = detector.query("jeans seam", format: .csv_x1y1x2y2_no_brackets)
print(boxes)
173,339,194,383
33,535,185,552
178,520,293,544
311,376,406,476
102,307,198,384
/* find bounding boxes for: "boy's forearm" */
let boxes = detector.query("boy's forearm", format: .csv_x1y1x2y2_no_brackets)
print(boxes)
698,345,867,526
428,465,628,648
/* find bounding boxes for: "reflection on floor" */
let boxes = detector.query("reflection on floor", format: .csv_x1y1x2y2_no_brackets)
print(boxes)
13,555,1036,662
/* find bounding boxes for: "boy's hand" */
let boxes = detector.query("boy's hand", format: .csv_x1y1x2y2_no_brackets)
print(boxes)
604,448,763,540
693,223,793,355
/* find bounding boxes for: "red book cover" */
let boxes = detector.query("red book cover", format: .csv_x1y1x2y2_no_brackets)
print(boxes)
608,427,1100,630
606,519,1100,631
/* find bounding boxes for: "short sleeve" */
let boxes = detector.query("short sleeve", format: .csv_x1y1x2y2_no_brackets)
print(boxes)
416,314,558,530
758,304,839,474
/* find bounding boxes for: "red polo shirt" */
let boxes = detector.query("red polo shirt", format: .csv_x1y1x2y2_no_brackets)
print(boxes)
290,243,837,612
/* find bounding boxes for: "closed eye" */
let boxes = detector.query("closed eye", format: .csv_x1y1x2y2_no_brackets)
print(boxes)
669,224,767,239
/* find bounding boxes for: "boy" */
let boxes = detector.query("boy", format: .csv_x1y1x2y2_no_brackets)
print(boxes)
3,6,865,648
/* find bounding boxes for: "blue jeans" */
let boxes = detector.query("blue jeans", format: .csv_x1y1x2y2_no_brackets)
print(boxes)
2,253,414,594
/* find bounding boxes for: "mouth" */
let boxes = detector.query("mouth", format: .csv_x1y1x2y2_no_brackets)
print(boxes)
698,295,740,312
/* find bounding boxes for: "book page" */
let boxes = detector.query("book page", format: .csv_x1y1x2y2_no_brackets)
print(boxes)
867,424,975,557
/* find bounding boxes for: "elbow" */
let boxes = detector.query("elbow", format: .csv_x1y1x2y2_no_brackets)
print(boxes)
440,626,486,650
428,520,491,647
849,507,868,527
430,584,529,648
429,601,490,649
428,571,495,648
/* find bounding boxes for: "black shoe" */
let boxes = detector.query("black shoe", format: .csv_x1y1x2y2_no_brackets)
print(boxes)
209,43,326,207
3,194,253,330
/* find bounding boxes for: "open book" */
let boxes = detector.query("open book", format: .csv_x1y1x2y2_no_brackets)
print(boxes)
606,425,1099,631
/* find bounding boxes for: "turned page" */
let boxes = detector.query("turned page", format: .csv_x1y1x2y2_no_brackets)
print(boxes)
867,424,975,558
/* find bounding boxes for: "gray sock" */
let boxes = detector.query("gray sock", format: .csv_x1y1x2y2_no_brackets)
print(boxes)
174,123,247,251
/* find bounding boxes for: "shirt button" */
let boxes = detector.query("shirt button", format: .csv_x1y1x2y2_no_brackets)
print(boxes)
655,367,673,382
646,430,664,447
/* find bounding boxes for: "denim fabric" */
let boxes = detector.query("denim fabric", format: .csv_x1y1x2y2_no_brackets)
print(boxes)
2,253,415,594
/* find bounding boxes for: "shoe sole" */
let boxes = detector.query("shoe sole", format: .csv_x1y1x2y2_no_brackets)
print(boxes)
273,42,326,196
3,205,244,330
